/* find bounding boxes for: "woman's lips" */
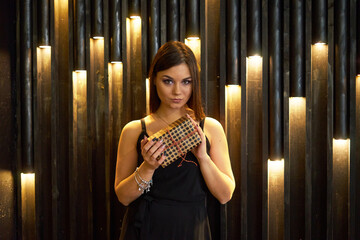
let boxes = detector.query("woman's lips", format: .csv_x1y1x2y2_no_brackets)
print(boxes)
171,98,182,103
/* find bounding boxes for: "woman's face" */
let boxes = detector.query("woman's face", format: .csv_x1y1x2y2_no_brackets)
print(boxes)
155,63,193,110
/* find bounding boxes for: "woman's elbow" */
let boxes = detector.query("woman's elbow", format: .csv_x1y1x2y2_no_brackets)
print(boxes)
219,182,235,204
114,185,130,206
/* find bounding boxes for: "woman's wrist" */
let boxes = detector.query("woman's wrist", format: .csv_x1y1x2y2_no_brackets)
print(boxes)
138,162,156,181
196,153,211,164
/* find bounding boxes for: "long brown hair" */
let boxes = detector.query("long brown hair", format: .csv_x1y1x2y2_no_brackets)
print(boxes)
148,41,205,121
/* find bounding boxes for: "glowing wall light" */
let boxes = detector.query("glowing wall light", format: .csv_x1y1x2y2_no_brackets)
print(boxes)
268,159,284,240
310,39,328,239
288,1,305,237
225,85,241,238
108,62,123,131
72,70,87,149
245,55,263,239
126,16,144,118
21,173,36,239
331,1,350,237
332,139,350,238
288,97,306,238
185,38,201,66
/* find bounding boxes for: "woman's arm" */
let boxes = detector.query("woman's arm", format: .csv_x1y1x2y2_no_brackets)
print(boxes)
189,115,235,204
114,120,166,206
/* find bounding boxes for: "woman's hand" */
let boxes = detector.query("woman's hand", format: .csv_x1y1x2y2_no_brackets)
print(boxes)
186,114,209,162
140,136,167,170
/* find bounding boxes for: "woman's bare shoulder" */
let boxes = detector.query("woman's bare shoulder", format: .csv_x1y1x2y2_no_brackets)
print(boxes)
120,119,143,141
204,117,224,130
203,117,226,143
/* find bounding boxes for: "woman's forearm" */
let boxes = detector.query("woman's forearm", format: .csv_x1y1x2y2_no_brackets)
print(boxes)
199,155,235,204
115,164,155,206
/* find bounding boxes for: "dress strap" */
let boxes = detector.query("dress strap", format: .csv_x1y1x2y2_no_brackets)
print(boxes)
140,118,147,133
199,118,205,130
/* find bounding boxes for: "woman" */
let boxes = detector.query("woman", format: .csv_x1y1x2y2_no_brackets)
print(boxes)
114,41,235,240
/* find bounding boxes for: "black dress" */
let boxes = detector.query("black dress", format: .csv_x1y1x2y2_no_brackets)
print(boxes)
119,119,212,240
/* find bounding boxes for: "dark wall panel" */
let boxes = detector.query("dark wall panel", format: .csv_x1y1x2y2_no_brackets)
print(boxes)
0,0,17,239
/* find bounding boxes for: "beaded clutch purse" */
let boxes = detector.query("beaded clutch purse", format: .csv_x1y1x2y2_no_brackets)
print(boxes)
148,116,202,168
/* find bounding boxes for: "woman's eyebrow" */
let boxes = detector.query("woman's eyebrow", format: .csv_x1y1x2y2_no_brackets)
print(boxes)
161,74,173,79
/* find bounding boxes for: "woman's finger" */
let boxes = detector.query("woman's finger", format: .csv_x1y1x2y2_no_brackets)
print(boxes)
152,143,166,160
146,139,164,157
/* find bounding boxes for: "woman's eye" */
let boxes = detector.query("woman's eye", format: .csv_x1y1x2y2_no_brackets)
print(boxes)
163,79,173,85
182,79,192,85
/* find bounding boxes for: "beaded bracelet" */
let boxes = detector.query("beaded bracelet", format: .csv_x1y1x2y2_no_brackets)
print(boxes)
135,167,152,193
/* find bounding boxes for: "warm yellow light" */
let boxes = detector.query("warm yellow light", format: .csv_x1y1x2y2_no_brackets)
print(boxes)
246,56,263,74
248,55,262,60
92,36,104,40
21,173,36,239
268,158,284,164
289,97,306,108
186,36,200,40
333,138,350,146
39,45,51,49
247,55,263,64
110,61,123,70
314,42,327,46
312,43,328,52
21,173,35,185
110,60,122,64
357,74,360,77
129,15,141,19
185,38,201,65
268,159,284,238
73,71,87,87
225,85,241,95
127,17,142,33
225,85,241,134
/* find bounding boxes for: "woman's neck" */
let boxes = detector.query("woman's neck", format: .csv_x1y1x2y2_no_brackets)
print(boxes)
154,105,187,124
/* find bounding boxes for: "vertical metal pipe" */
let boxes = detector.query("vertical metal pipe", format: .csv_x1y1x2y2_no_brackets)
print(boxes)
226,0,240,85
269,0,283,160
247,0,262,56
312,0,328,43
20,0,33,172
290,0,305,97
92,0,104,37
110,0,121,61
185,0,199,38
167,0,180,41
38,0,50,46
128,0,140,17
148,0,160,68
74,0,86,70
334,0,349,139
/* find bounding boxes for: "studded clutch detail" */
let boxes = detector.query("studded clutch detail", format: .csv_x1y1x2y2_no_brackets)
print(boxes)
148,116,202,168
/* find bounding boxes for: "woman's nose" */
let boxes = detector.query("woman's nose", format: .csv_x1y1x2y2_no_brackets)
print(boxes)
173,83,181,94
